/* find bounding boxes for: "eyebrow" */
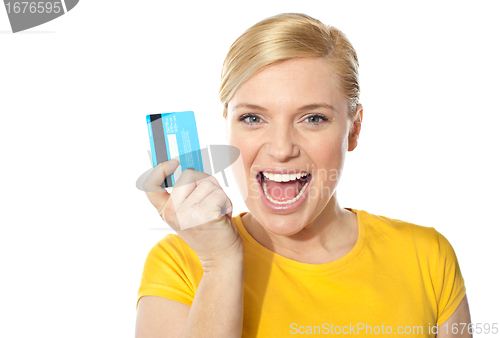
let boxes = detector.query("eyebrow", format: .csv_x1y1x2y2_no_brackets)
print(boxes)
232,103,338,113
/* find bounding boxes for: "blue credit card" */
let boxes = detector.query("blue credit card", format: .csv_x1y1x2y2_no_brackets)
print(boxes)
146,111,204,187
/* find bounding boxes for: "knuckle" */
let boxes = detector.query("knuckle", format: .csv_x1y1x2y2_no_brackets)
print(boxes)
212,188,226,198
206,175,220,186
198,180,215,190
183,168,196,178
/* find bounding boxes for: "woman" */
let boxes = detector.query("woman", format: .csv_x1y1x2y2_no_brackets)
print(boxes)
136,13,471,337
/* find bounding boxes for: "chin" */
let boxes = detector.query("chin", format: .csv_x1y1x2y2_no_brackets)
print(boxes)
248,204,312,236
265,219,306,236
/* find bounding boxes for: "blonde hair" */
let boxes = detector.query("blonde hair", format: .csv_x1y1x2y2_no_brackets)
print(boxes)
219,13,360,130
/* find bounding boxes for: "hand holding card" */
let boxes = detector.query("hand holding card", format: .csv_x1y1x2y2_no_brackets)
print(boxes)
142,146,243,266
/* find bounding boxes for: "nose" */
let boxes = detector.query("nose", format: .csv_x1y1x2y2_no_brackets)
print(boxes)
266,123,299,162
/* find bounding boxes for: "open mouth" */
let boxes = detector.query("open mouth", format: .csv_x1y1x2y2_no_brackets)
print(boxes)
256,171,311,205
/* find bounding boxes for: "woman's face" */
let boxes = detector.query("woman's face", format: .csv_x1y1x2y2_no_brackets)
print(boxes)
226,57,359,236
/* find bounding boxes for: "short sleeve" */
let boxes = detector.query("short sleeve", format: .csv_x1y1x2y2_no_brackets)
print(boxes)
137,234,203,308
434,230,466,324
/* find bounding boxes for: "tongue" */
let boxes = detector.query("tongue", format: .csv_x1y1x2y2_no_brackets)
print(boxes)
265,178,301,201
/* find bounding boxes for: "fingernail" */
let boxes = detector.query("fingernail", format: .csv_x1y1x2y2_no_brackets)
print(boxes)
186,167,194,170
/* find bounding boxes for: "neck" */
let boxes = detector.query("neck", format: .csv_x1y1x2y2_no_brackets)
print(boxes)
242,193,358,264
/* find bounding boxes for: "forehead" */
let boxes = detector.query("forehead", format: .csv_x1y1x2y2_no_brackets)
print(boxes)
229,57,347,112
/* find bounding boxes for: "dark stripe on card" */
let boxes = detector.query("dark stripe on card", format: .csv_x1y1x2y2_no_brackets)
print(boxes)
150,114,172,188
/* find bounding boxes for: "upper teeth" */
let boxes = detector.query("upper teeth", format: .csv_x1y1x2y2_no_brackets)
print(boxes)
262,172,308,182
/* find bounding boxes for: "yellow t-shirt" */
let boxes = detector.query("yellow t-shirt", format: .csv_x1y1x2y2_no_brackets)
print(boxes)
137,208,466,337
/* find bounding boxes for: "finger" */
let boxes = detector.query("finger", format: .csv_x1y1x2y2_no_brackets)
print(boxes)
135,167,154,192
183,180,219,207
143,159,179,191
169,169,199,208
186,186,232,229
143,159,179,212
193,176,231,216
184,178,231,217
208,188,232,218
188,176,230,217
171,169,220,206
176,168,221,190
192,189,232,228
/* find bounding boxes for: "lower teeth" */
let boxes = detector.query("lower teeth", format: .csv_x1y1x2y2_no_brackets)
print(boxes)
262,179,309,205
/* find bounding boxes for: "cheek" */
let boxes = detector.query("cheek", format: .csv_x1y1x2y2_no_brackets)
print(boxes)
227,131,258,200
312,134,346,183
228,133,255,170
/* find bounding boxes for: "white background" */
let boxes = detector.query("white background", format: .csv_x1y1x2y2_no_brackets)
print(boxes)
1,0,499,336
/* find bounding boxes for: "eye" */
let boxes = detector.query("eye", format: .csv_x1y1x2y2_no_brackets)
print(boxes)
304,114,328,125
239,114,262,124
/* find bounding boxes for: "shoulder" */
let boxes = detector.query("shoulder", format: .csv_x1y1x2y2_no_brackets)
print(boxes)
359,209,463,268
140,233,202,286
360,209,440,244
146,233,200,265
150,233,188,254
140,234,203,292
359,209,459,266
138,234,202,308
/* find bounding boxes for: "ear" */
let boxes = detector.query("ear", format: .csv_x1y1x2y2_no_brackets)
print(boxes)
348,104,363,152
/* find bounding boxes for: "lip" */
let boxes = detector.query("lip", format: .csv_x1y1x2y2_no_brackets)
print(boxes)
258,168,310,175
256,172,312,213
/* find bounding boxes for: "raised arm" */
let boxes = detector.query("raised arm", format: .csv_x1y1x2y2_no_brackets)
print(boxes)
136,160,245,337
